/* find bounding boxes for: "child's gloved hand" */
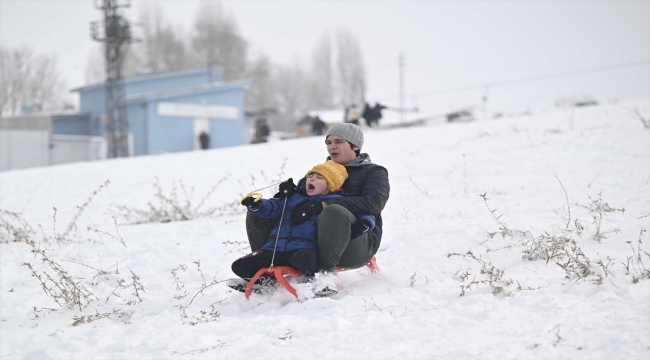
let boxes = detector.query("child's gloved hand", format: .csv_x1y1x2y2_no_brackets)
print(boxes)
278,178,296,198
240,192,262,210
291,201,324,224
350,219,370,239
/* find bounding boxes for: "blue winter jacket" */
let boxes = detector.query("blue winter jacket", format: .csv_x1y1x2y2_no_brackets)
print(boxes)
250,192,376,254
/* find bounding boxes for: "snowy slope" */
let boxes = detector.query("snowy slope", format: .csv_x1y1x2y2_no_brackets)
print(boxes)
1,99,649,359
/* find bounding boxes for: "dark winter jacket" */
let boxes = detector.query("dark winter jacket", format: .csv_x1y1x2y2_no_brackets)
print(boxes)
299,153,390,253
250,192,376,254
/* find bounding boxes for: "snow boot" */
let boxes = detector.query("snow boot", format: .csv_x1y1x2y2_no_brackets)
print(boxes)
228,275,278,295
312,271,338,297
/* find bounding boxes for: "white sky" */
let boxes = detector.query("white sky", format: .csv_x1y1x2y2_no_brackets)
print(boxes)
1,0,649,114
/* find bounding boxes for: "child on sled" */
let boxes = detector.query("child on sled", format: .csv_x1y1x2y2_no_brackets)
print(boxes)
229,160,375,295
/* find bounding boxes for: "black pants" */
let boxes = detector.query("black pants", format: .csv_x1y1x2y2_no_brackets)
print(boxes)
245,204,375,272
231,248,317,279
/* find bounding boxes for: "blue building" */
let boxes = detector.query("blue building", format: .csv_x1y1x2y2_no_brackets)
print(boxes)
61,67,250,156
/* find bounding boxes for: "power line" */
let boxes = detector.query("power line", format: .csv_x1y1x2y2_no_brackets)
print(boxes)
412,60,650,98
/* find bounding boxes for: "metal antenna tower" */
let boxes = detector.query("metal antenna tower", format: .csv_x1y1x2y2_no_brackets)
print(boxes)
91,0,137,158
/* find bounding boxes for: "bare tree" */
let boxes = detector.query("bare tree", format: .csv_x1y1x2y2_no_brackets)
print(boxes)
245,29,367,130
335,29,366,108
0,45,67,117
121,43,146,79
245,54,276,112
131,2,189,73
85,40,147,85
273,62,313,131
0,46,28,115
84,46,106,85
310,33,334,110
190,1,248,81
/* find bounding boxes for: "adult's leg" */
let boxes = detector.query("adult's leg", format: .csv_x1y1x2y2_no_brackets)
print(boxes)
337,232,374,269
245,211,277,252
316,205,374,271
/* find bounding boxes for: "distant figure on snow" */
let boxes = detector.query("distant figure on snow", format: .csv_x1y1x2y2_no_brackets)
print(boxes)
345,104,362,125
199,131,210,150
253,118,271,143
362,102,386,128
312,116,326,136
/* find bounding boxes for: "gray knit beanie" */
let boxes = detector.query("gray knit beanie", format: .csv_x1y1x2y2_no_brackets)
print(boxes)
325,123,364,150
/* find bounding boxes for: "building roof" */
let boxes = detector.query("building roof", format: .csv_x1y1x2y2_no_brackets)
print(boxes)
70,67,222,93
124,79,252,104
4,109,90,118
0,115,52,131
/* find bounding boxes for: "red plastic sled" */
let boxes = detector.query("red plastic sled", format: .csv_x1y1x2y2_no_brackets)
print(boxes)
245,256,380,299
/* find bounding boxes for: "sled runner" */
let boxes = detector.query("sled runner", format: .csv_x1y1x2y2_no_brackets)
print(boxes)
244,256,380,299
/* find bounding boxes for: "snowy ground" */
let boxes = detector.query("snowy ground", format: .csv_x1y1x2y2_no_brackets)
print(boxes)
1,99,649,359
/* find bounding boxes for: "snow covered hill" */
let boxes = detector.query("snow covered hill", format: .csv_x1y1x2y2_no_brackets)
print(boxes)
1,99,649,359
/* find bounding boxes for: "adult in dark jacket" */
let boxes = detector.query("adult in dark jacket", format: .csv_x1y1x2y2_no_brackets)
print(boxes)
362,103,374,127
245,123,389,295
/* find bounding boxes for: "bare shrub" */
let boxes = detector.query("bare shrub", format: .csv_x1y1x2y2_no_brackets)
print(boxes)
57,180,110,245
483,190,616,284
629,107,650,130
111,175,236,224
171,341,227,356
521,232,613,283
171,264,189,300
71,308,133,326
170,260,227,326
452,187,634,295
554,175,571,229
575,192,624,243
448,251,518,296
622,229,650,283
103,267,146,306
1,180,109,245
86,216,127,248
480,193,531,240
22,239,97,310
0,209,36,243
175,301,222,326
113,158,290,225
409,177,430,197
177,304,221,326
22,238,145,314
66,258,145,308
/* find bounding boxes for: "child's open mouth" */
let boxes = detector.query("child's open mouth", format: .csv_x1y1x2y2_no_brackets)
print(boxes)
307,183,315,191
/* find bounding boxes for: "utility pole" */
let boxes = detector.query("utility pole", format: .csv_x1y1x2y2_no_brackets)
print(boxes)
482,84,489,119
91,0,137,158
399,52,404,123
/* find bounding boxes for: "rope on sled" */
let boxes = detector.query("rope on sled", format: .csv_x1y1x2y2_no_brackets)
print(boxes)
269,196,288,269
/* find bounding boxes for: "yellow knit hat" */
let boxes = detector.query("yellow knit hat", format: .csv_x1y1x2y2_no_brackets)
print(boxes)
305,160,348,192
